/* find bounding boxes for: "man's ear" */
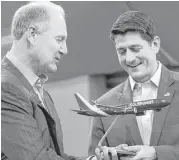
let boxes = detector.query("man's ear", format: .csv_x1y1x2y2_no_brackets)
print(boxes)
27,25,37,46
151,36,160,54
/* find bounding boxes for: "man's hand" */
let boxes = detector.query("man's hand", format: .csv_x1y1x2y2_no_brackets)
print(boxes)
120,145,157,160
95,144,129,160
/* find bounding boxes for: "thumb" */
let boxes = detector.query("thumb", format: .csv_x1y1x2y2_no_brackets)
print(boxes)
122,145,142,152
95,148,101,156
115,144,128,150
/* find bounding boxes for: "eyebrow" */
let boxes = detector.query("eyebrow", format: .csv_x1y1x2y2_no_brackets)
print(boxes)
118,45,143,51
129,44,142,48
117,48,126,51
55,35,67,40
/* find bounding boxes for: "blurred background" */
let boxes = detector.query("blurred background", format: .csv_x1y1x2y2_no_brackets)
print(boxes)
1,1,179,157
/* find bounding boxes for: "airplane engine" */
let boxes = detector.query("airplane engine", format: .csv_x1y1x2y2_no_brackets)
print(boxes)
155,109,161,112
136,111,145,116
133,107,145,116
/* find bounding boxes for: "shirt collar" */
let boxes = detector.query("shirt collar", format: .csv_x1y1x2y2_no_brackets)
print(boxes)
6,51,48,86
129,61,162,91
36,74,48,87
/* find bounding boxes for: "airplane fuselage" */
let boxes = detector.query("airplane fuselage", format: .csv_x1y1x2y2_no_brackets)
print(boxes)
97,99,169,115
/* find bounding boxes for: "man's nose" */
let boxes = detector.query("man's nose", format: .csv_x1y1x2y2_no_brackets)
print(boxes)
125,51,136,63
60,41,68,55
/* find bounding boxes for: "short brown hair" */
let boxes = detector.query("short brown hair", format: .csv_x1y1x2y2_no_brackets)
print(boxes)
110,11,156,43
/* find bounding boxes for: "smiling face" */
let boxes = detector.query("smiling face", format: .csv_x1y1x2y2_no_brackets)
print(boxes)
114,31,160,83
29,12,67,74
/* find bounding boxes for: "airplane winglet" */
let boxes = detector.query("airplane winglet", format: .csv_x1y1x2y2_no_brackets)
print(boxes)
74,93,109,116
74,93,93,110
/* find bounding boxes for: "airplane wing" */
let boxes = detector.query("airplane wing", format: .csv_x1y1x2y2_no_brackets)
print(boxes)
71,109,107,117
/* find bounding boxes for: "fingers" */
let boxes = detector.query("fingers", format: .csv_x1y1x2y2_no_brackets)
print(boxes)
95,146,110,160
95,145,137,160
95,146,118,160
108,147,118,160
119,146,142,160
95,148,103,160
95,148,101,156
103,146,110,160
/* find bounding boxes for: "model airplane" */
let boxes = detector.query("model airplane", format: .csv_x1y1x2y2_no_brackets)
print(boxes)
71,93,170,117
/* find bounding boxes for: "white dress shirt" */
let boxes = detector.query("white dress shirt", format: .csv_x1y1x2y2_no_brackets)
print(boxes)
129,62,162,145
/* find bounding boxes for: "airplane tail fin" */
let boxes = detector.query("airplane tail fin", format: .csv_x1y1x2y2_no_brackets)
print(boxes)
74,93,92,110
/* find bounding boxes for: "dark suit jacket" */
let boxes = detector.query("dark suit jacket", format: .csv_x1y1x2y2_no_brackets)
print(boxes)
88,65,179,160
1,57,81,160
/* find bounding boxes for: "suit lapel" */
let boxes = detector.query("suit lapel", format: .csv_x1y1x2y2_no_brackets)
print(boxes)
150,66,175,146
119,79,143,145
30,90,61,154
38,105,61,156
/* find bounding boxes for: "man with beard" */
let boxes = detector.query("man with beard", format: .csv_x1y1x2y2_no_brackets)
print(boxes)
2,2,87,160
